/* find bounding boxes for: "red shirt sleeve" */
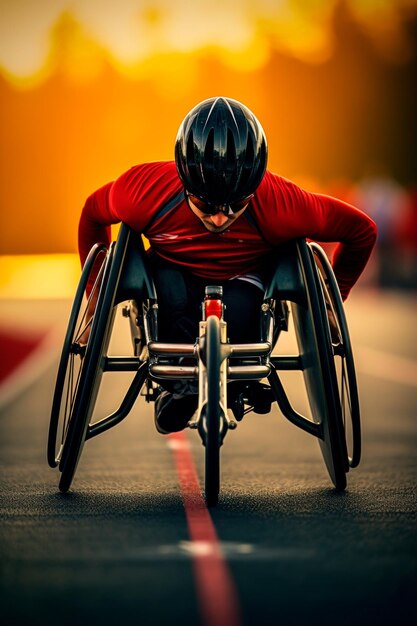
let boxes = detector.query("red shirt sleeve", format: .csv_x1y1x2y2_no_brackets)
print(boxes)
78,181,115,267
77,162,183,294
254,174,378,300
317,195,378,300
78,162,182,266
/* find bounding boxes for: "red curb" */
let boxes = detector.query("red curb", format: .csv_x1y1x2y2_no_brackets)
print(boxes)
0,328,47,384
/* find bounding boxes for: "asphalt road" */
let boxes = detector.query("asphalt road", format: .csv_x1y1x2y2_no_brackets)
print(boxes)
1,290,416,626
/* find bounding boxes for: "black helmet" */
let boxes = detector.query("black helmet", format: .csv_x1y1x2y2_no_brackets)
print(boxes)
175,96,267,206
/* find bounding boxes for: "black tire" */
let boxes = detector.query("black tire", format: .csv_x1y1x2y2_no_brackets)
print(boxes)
294,241,348,491
310,243,361,468
47,244,107,468
204,315,221,507
58,243,118,493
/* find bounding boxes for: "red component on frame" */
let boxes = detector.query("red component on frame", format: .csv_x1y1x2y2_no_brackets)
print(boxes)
205,298,223,319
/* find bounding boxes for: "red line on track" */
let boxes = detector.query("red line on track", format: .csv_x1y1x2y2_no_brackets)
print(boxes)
0,328,46,384
169,431,242,626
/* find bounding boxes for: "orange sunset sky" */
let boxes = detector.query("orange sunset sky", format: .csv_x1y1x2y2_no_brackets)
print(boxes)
1,0,416,255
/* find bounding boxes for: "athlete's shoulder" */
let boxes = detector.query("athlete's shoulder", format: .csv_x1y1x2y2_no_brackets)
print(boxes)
126,160,177,174
118,160,179,185
109,161,183,227
256,169,300,194
111,161,180,204
253,169,299,209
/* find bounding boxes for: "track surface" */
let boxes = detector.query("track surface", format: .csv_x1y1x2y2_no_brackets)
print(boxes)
0,291,416,626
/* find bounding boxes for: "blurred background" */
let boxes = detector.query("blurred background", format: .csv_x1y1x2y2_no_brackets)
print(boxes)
0,0,416,296
1,6,416,622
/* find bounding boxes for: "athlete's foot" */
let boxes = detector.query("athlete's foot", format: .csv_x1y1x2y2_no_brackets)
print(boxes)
154,390,198,434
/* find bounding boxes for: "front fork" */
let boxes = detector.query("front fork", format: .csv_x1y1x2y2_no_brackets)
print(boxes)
188,296,237,443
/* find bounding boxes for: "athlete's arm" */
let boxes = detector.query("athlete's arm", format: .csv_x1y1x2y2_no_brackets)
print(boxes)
258,174,378,300
301,190,377,300
78,182,114,268
77,182,116,343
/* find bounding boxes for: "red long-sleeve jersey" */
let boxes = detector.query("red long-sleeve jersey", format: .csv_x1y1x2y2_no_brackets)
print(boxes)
78,161,377,300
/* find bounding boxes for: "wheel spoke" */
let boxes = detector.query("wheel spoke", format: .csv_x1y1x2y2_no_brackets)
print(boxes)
74,255,105,342
61,354,74,446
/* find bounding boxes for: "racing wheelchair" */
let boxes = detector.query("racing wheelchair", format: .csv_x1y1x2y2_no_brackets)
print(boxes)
47,223,361,505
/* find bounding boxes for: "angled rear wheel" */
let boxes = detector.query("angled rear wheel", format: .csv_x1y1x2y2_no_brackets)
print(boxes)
311,242,361,468
294,241,348,491
58,242,118,493
47,244,107,469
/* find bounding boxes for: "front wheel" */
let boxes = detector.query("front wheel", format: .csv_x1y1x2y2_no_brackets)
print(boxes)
204,315,222,507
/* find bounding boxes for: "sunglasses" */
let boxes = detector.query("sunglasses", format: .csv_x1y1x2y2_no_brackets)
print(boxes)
186,191,253,216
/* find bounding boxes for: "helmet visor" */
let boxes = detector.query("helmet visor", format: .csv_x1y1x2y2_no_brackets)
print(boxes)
186,191,253,216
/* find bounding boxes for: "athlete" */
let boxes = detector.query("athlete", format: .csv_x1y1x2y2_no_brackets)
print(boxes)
78,96,377,434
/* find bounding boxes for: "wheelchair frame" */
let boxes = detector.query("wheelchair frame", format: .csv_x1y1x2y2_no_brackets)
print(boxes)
48,223,361,504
